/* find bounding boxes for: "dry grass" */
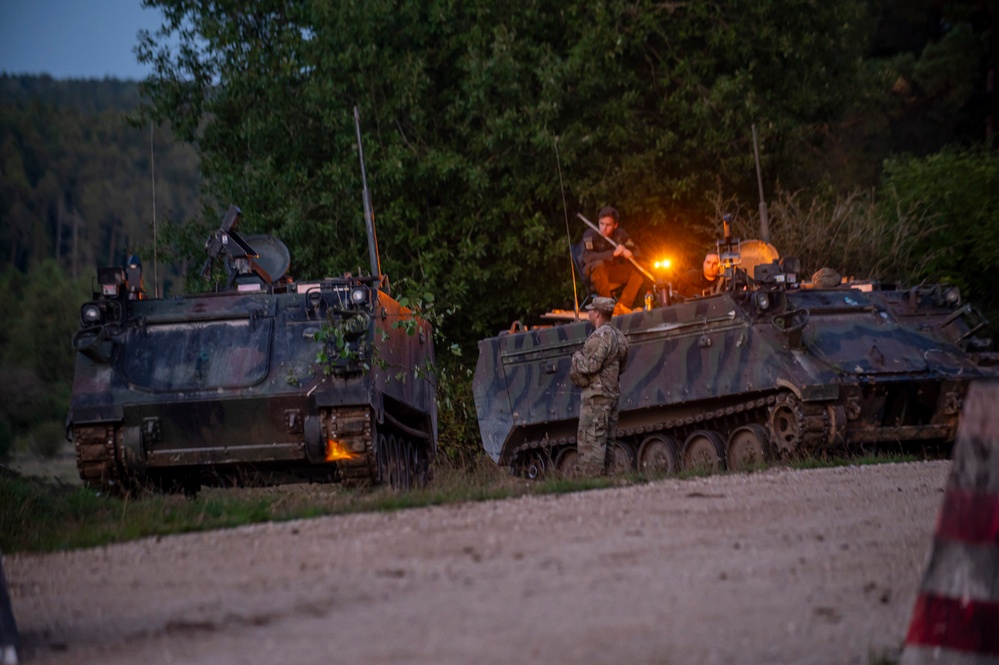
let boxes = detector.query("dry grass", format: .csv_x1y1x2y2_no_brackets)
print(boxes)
706,187,942,282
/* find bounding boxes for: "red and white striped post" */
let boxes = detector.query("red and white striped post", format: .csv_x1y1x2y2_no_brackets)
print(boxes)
900,379,999,664
0,554,18,665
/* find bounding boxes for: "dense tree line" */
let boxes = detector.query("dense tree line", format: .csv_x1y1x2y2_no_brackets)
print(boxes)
136,0,997,343
0,75,200,285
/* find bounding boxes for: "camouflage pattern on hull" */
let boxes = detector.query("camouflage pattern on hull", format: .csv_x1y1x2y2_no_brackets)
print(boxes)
474,282,996,476
69,276,437,493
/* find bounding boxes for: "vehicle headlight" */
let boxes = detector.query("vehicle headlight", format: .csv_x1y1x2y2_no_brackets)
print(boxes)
943,287,960,305
754,292,770,311
81,303,102,325
350,287,368,305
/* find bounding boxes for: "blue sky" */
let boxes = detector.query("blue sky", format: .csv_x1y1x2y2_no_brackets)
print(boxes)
0,0,167,80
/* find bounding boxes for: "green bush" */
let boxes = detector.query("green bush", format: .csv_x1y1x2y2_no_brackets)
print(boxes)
0,261,83,451
881,147,999,315
30,421,67,459
434,359,485,471
0,368,64,429
0,417,13,461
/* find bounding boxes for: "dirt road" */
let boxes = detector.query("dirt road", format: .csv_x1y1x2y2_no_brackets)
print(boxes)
5,461,948,665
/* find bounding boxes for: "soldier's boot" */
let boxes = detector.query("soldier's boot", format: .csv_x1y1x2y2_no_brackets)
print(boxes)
617,268,645,310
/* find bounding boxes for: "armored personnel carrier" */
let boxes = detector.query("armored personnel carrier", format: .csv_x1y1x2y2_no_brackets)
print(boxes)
68,114,437,494
473,226,995,477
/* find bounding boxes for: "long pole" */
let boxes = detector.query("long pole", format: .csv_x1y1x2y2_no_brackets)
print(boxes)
354,106,381,282
151,122,159,297
554,134,580,320
752,124,771,244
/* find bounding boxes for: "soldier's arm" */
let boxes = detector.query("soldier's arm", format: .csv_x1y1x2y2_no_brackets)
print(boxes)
572,330,611,376
616,229,640,259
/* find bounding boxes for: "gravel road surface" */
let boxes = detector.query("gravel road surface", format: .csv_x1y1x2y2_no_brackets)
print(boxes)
5,461,949,665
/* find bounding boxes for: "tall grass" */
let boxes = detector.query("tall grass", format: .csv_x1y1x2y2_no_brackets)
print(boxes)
434,357,486,470
707,187,941,282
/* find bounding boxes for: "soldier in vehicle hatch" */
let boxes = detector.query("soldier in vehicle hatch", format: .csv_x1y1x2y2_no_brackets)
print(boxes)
679,251,722,298
582,206,644,316
570,296,630,476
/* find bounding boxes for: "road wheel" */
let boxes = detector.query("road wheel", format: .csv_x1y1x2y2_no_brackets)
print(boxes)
727,425,771,471
408,440,430,489
518,450,548,480
386,434,404,489
682,430,726,473
554,447,578,478
610,442,636,475
637,434,680,475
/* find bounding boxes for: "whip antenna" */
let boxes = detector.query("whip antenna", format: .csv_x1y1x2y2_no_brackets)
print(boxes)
554,133,580,320
150,122,159,297
354,106,382,285
752,123,771,244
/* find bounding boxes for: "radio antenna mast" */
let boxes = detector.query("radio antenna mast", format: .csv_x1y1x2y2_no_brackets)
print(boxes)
752,124,771,245
150,122,159,297
554,133,580,320
354,106,382,285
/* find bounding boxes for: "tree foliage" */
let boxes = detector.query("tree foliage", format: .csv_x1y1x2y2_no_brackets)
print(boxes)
0,75,201,292
137,0,874,342
881,148,999,316
0,262,91,454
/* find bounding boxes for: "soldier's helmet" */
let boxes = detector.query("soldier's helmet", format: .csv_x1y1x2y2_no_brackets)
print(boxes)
586,296,616,315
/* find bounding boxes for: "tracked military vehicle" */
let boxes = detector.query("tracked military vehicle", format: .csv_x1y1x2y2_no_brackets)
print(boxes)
473,225,996,477
68,112,436,494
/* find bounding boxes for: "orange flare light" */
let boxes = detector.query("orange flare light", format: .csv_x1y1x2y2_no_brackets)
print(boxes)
653,258,672,270
326,439,357,462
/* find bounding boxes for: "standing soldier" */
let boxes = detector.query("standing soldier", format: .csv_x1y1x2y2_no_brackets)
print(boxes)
570,297,630,476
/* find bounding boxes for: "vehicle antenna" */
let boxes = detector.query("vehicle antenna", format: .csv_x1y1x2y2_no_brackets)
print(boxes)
354,106,382,289
752,124,771,245
150,121,159,297
553,133,580,320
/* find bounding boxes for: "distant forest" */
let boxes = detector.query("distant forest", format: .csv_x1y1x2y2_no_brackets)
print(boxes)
0,74,200,292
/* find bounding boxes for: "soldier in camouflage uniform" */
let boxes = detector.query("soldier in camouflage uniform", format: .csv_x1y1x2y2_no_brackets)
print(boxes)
570,296,630,476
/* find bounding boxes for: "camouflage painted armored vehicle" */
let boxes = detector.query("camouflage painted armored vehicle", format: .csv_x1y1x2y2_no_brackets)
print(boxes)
473,232,996,477
68,114,436,494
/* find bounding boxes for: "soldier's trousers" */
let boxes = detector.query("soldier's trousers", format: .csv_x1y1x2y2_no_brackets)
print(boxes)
577,394,619,476
589,261,644,309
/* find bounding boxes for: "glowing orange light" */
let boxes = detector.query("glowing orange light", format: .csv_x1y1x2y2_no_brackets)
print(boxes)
326,439,357,461
653,258,672,270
